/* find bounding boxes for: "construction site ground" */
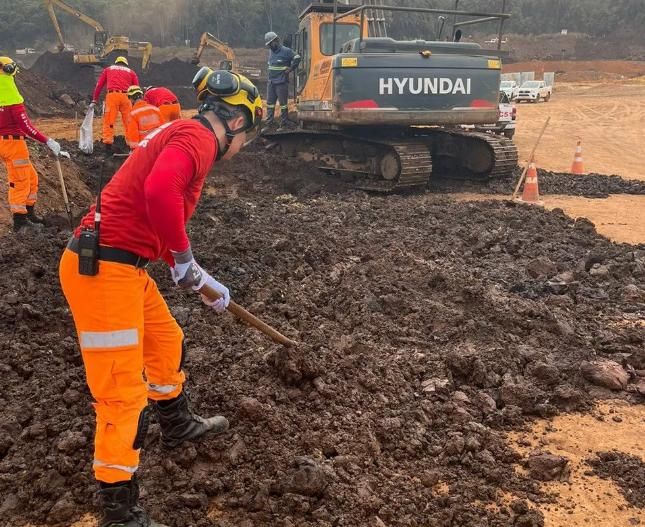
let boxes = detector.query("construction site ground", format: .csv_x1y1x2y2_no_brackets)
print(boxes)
0,61,643,527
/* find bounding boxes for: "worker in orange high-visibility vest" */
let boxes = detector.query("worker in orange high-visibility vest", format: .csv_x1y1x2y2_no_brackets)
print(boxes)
90,56,139,150
0,56,68,232
125,86,162,150
144,86,182,123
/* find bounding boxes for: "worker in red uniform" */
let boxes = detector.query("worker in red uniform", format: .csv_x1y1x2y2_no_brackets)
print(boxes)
144,86,182,123
0,56,67,232
125,86,162,150
59,68,262,527
90,56,139,149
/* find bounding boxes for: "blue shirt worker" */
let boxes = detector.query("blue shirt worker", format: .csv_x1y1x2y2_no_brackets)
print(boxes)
265,31,300,128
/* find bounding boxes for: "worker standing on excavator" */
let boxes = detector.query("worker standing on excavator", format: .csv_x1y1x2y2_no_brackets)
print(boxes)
144,86,182,122
59,68,263,527
90,56,139,150
125,85,162,150
0,56,67,232
264,31,300,129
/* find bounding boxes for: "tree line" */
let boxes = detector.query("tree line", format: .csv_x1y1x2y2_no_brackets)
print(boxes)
1,0,643,51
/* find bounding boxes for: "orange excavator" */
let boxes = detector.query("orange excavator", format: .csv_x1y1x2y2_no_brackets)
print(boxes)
263,0,518,191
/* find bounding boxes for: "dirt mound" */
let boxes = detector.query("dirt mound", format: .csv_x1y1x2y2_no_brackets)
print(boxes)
589,452,645,508
30,51,97,95
15,67,86,117
430,169,645,198
0,142,93,233
31,53,202,108
1,146,643,525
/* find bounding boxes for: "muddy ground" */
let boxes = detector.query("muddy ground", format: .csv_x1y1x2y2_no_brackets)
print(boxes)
0,143,643,527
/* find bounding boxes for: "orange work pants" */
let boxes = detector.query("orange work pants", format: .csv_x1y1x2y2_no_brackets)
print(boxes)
158,103,181,123
59,249,185,483
102,92,132,145
0,137,38,214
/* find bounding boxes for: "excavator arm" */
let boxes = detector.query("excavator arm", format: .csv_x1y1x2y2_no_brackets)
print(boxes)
128,41,153,71
191,32,236,70
44,0,105,51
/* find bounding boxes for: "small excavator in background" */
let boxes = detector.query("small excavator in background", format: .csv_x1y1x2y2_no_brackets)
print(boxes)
263,0,518,191
191,32,262,79
43,0,153,70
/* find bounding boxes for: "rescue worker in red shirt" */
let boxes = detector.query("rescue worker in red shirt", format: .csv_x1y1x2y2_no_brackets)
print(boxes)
59,68,262,527
143,86,182,123
125,86,162,150
0,56,67,232
90,56,139,149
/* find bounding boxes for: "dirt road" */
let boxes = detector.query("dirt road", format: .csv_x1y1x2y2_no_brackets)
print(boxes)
513,81,645,181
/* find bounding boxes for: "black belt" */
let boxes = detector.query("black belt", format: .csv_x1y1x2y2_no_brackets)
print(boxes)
67,237,150,269
108,89,127,93
1,135,24,140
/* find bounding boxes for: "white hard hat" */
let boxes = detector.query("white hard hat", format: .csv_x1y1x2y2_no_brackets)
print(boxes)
264,31,279,46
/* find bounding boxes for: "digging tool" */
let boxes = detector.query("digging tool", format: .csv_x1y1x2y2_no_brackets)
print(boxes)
512,116,551,199
199,283,297,347
55,156,74,228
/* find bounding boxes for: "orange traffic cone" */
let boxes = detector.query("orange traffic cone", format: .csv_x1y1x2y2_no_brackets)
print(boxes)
520,163,540,203
570,140,585,174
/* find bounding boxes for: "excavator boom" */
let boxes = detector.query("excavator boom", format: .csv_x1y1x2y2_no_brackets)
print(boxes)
191,31,262,78
191,32,236,69
43,0,153,70
44,0,105,51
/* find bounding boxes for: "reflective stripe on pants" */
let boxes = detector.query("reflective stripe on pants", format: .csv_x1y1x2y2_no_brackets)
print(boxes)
59,249,185,483
0,137,38,213
266,82,289,122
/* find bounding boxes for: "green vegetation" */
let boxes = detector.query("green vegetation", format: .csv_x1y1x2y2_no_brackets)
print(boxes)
2,0,643,50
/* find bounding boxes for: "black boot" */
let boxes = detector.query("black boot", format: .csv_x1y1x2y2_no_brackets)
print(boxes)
26,205,45,224
13,213,43,233
154,392,229,449
98,477,167,527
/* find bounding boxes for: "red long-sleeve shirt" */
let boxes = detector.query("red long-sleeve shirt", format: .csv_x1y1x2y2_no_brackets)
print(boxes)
0,103,48,143
144,87,178,106
76,119,218,264
92,65,140,101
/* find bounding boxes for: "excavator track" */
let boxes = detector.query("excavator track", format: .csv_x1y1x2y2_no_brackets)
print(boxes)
262,128,517,191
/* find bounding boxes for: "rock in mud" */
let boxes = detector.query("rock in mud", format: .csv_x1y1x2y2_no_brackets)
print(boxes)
284,456,329,497
526,257,558,279
526,452,569,481
581,360,630,391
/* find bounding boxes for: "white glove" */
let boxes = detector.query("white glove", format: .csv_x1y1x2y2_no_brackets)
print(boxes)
170,248,230,314
59,150,70,159
88,102,96,110
199,274,230,314
46,138,62,156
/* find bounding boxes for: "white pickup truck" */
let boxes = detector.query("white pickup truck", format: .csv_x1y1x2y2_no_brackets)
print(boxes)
516,80,552,103
500,80,519,100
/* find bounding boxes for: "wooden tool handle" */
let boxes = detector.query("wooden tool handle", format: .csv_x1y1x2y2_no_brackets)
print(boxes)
199,284,297,347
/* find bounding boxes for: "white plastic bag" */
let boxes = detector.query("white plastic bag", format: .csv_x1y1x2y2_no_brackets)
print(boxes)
79,107,94,154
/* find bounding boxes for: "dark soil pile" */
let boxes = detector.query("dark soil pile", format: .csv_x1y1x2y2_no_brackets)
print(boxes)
15,67,86,117
588,452,645,508
430,168,645,198
30,52,201,108
0,148,643,526
29,51,97,97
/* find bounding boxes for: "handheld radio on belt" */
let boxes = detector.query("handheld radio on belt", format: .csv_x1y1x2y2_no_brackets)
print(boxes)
77,159,105,276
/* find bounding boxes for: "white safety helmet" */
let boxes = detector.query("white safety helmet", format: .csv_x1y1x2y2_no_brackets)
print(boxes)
264,31,279,46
